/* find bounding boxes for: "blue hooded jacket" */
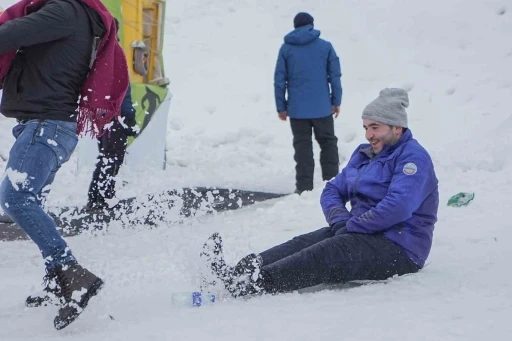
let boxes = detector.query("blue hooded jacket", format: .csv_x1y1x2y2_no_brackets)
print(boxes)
320,129,439,268
274,25,342,119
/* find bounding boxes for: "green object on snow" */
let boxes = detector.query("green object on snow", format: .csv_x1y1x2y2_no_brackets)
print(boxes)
447,192,475,207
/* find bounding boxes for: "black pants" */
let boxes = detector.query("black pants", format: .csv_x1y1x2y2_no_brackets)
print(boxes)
259,227,419,293
290,116,339,192
87,120,128,204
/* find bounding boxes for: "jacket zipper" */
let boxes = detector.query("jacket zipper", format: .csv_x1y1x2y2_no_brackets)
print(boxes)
352,159,371,213
16,71,23,102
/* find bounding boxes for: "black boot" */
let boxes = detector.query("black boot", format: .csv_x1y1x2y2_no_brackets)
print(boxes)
200,233,231,288
227,253,268,297
25,268,61,307
201,233,269,298
53,261,104,330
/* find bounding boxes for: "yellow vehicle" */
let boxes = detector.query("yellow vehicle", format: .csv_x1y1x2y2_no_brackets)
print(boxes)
103,0,170,133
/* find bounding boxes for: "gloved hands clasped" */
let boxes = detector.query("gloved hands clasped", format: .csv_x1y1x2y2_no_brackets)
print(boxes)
330,221,348,236
327,204,351,236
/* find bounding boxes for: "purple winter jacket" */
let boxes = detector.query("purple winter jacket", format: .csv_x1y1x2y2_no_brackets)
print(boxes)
320,129,439,268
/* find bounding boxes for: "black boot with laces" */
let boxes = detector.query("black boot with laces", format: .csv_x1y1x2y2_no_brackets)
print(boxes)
53,261,104,330
25,268,61,307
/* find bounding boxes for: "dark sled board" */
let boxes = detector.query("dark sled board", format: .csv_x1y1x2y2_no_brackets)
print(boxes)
0,187,288,242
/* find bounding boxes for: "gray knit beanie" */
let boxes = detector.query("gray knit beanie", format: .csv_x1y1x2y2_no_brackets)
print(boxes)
362,88,409,127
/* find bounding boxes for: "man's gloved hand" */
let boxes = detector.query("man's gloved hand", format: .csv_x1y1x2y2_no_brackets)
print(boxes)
330,221,348,236
123,117,139,136
327,205,351,228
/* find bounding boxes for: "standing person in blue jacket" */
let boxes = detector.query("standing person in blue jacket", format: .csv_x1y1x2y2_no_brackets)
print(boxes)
274,12,343,194
87,18,138,209
202,88,439,297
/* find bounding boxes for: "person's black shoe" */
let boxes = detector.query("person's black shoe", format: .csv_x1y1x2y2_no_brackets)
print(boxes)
25,268,61,307
53,261,104,330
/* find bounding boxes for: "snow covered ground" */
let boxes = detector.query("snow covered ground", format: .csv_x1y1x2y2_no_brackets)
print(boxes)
1,0,512,339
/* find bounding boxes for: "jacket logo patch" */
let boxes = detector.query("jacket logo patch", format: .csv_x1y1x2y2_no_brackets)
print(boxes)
403,162,417,175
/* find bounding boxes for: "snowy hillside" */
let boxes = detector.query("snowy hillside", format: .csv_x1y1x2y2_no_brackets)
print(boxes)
1,0,512,340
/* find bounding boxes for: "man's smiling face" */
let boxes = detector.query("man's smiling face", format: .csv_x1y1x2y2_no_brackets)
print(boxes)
363,119,403,154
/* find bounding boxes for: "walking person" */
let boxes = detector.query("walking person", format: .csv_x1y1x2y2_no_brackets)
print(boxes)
0,0,129,329
274,12,343,194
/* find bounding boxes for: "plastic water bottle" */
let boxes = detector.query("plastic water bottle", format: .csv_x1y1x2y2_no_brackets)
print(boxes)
171,292,216,307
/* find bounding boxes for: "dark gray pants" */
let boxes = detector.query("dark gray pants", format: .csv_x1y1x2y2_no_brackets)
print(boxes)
259,227,419,293
290,116,339,192
87,120,128,204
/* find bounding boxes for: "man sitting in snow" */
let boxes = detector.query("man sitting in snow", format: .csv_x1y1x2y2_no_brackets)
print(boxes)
202,88,440,297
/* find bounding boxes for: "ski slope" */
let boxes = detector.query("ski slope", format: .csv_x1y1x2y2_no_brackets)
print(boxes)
0,0,511,339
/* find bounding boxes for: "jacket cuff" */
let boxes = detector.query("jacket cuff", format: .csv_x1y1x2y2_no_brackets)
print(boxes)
327,205,351,226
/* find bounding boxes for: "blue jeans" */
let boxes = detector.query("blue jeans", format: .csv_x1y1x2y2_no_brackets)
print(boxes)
0,119,78,269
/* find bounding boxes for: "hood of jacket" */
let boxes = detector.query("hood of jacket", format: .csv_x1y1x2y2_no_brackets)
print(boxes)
284,25,321,45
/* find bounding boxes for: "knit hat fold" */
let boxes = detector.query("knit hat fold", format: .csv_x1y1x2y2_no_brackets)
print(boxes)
362,88,409,127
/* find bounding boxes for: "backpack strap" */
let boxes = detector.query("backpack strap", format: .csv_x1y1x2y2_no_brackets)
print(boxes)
89,35,101,69
73,0,106,70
